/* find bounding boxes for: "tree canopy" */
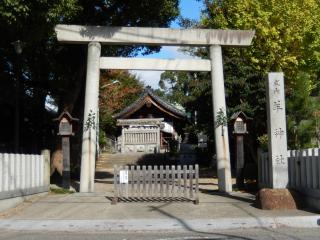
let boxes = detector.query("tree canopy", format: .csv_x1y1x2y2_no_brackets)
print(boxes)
159,0,320,152
0,0,180,152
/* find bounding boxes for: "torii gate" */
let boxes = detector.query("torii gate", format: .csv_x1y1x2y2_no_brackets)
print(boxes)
55,25,255,193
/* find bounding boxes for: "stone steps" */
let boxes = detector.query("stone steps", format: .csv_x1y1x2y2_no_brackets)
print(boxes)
96,152,174,171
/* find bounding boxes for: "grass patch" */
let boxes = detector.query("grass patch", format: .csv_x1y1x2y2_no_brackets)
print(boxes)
50,187,75,194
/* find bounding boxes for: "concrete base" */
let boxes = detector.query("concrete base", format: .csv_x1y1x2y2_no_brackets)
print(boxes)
256,188,300,210
0,192,48,213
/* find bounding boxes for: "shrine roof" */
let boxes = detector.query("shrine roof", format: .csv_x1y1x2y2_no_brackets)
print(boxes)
114,87,186,120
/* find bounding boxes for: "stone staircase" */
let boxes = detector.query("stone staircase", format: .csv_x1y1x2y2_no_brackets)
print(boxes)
96,152,174,171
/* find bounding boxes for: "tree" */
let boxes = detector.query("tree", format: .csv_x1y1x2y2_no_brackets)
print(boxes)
0,0,180,152
160,0,320,157
201,0,320,149
99,70,144,138
0,0,81,152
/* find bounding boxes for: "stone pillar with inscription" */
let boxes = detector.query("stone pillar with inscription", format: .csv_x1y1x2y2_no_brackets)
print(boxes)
266,72,288,189
257,73,297,210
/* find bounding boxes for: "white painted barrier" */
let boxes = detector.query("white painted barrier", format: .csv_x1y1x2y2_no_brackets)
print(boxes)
259,148,320,190
0,150,50,200
258,148,320,209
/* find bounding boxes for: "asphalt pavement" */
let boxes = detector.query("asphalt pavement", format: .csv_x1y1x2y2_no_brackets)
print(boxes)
0,177,319,233
1,227,320,240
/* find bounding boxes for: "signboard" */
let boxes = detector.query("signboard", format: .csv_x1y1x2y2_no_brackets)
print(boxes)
119,170,128,184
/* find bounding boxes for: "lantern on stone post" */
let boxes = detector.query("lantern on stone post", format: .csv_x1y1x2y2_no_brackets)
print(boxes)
230,111,252,188
54,111,78,189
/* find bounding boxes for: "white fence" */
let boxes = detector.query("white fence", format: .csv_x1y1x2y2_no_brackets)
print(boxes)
0,150,50,200
259,148,320,191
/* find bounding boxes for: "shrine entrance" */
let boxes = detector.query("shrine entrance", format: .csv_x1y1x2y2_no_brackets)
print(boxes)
55,25,255,193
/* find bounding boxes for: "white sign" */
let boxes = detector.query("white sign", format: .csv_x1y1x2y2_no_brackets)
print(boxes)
267,72,288,189
119,170,128,184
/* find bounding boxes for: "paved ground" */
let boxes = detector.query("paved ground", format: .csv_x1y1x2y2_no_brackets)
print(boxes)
0,176,319,232
1,227,320,240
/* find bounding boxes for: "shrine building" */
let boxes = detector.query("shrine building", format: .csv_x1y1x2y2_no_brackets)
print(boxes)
114,88,186,153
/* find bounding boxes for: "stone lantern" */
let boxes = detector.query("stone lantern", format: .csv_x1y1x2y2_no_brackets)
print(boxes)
53,111,78,189
230,111,252,188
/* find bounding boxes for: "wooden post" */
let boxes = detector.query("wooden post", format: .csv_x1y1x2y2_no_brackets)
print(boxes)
189,165,193,199
194,164,199,204
177,165,181,197
112,165,118,205
183,165,187,198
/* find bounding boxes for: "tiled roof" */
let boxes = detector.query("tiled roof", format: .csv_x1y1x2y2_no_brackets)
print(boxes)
114,88,186,119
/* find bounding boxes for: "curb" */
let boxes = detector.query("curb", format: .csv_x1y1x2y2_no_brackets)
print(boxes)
0,216,319,232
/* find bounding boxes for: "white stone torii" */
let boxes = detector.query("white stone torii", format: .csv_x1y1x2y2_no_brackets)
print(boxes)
55,25,255,193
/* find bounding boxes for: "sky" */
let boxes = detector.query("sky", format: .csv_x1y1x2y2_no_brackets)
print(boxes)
130,0,204,89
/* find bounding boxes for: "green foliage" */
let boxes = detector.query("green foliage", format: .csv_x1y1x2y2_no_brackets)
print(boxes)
257,134,268,151
286,72,320,148
98,130,107,149
168,139,179,156
215,108,228,128
0,0,179,152
202,0,320,77
157,0,320,157
99,70,144,138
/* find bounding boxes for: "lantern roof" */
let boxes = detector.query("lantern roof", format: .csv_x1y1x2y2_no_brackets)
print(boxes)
53,110,79,122
230,111,252,121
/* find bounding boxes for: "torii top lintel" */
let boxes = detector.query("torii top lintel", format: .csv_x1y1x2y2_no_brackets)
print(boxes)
55,24,255,47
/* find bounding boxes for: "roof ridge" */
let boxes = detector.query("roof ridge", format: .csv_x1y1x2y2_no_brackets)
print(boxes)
114,88,186,119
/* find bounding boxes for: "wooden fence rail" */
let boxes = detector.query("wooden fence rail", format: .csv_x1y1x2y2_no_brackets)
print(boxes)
113,164,199,204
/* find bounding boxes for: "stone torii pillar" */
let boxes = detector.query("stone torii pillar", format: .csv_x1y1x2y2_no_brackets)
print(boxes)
210,45,232,192
80,42,101,192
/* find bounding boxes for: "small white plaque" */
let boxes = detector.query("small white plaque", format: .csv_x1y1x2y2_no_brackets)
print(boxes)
119,170,128,184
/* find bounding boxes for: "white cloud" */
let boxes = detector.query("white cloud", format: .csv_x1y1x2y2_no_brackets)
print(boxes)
130,70,163,89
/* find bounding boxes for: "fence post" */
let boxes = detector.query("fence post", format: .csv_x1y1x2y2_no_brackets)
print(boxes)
300,149,307,187
0,154,3,192
195,164,199,204
3,153,9,191
306,149,312,188
41,149,51,187
189,165,193,199
9,154,15,191
288,150,295,188
112,165,118,204
171,165,176,198
177,165,181,197
257,150,261,186
311,148,318,188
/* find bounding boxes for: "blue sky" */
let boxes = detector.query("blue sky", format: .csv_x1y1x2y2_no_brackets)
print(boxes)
131,0,204,89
